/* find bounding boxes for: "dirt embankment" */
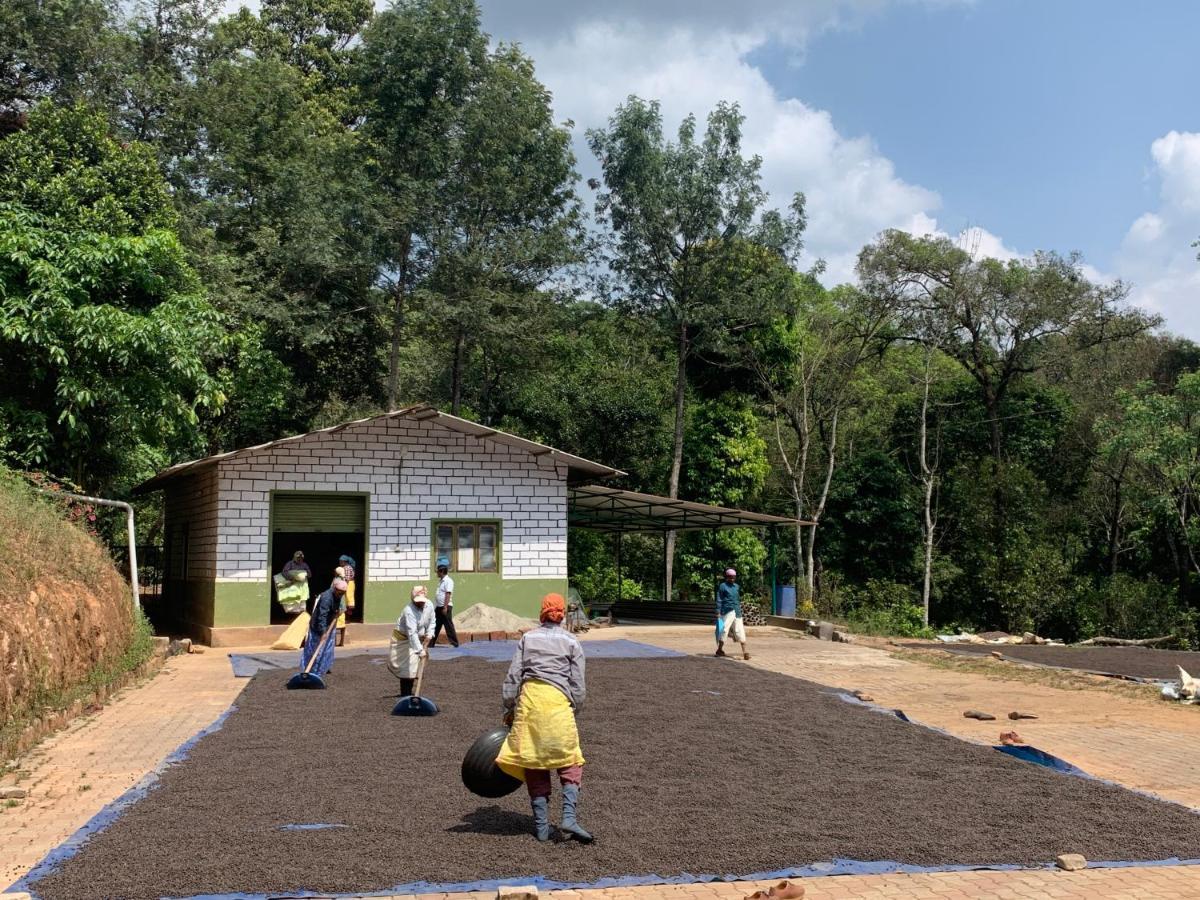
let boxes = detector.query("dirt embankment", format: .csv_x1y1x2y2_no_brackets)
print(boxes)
0,473,138,729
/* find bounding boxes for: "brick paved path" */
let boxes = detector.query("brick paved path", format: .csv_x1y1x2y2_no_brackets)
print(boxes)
6,627,1200,899
0,651,244,888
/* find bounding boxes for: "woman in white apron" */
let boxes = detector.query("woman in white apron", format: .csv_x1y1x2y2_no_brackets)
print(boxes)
389,585,435,696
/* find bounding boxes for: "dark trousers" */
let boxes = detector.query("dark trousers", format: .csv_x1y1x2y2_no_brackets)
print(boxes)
431,605,459,647
525,765,583,799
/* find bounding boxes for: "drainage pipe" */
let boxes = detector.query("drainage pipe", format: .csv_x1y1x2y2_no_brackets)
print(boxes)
38,490,140,611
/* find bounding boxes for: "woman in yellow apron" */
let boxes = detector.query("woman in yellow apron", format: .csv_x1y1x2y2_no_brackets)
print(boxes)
496,593,591,843
334,555,356,646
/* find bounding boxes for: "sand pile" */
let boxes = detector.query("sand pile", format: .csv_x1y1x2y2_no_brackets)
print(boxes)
455,603,536,633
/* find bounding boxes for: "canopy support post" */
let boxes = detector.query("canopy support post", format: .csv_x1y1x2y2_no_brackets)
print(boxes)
616,531,623,604
769,525,778,616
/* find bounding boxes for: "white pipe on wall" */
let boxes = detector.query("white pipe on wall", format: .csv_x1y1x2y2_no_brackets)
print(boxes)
38,490,140,611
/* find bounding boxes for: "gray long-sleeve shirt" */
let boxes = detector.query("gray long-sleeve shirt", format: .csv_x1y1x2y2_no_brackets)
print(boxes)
502,623,586,711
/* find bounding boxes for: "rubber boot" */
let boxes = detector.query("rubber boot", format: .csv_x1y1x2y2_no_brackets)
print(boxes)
400,678,414,697
530,795,551,842
560,784,593,843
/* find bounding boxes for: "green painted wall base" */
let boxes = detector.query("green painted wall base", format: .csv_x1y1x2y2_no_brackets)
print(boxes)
213,581,273,628
366,576,566,624
207,575,566,627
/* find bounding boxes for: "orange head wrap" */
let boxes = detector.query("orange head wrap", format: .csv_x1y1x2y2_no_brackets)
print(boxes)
540,593,566,624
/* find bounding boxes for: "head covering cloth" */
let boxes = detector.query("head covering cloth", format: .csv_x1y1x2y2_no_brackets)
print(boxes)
540,593,566,624
411,584,428,601
332,578,348,593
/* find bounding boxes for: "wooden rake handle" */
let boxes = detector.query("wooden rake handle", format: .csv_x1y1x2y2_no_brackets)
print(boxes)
302,615,340,675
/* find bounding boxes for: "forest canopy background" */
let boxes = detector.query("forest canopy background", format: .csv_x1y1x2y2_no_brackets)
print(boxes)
3,0,1198,642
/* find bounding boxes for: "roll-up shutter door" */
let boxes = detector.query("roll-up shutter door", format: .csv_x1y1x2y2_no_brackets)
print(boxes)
272,494,366,533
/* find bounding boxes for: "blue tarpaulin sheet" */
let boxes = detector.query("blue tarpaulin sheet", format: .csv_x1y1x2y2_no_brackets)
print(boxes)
995,744,1090,776
60,856,1200,900
830,690,1091,776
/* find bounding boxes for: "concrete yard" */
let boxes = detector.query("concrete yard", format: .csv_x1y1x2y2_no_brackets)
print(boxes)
6,625,1200,899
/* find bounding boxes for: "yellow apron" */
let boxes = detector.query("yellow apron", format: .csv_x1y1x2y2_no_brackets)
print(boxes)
496,680,585,781
336,580,355,628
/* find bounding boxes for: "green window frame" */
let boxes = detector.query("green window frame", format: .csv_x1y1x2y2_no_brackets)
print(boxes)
434,521,500,574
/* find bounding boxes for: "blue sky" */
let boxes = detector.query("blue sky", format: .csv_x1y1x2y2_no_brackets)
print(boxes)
753,1,1200,269
479,0,1200,337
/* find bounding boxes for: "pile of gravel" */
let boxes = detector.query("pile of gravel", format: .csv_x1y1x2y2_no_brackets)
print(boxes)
455,603,536,633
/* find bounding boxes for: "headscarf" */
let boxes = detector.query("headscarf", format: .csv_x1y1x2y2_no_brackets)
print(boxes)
725,568,737,578
334,566,346,579
411,584,428,602
332,578,348,593
540,593,566,624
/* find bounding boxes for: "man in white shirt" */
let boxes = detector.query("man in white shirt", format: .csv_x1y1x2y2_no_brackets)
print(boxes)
431,557,460,647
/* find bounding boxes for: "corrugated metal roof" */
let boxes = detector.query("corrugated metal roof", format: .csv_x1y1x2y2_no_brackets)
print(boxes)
568,484,809,533
133,404,625,494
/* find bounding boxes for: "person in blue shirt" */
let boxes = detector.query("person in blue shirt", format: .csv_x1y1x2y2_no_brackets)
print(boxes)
715,568,750,660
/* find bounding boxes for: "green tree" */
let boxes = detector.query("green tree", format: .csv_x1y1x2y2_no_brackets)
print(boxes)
116,0,221,143
857,230,1154,467
1,0,121,116
419,43,583,415
172,53,381,428
587,97,805,598
357,0,487,409
0,104,225,488
749,278,891,601
1104,373,1200,594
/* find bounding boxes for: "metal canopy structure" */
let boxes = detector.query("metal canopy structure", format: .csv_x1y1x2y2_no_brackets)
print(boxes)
568,485,810,615
569,485,806,533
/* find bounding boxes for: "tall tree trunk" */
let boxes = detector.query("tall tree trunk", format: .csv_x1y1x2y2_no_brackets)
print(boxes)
805,409,839,601
1106,458,1127,578
386,237,410,410
664,321,689,601
918,355,936,627
450,326,466,416
774,414,807,598
984,389,1008,627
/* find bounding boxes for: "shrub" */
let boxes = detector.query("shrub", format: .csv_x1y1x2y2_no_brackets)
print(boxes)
570,565,644,610
843,578,935,639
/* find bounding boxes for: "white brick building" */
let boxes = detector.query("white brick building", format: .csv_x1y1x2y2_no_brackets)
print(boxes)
136,405,621,645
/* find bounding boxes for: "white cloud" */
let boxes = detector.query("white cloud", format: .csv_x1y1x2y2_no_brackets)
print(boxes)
502,16,944,286
479,0,897,49
1115,131,1200,337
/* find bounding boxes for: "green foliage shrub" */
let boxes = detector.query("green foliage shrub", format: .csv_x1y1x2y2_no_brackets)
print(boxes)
843,578,935,639
1077,574,1197,648
570,565,645,609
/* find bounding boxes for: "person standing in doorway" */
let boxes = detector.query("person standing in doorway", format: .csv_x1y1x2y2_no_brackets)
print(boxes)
430,556,460,648
334,554,356,647
715,568,750,660
281,550,313,607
